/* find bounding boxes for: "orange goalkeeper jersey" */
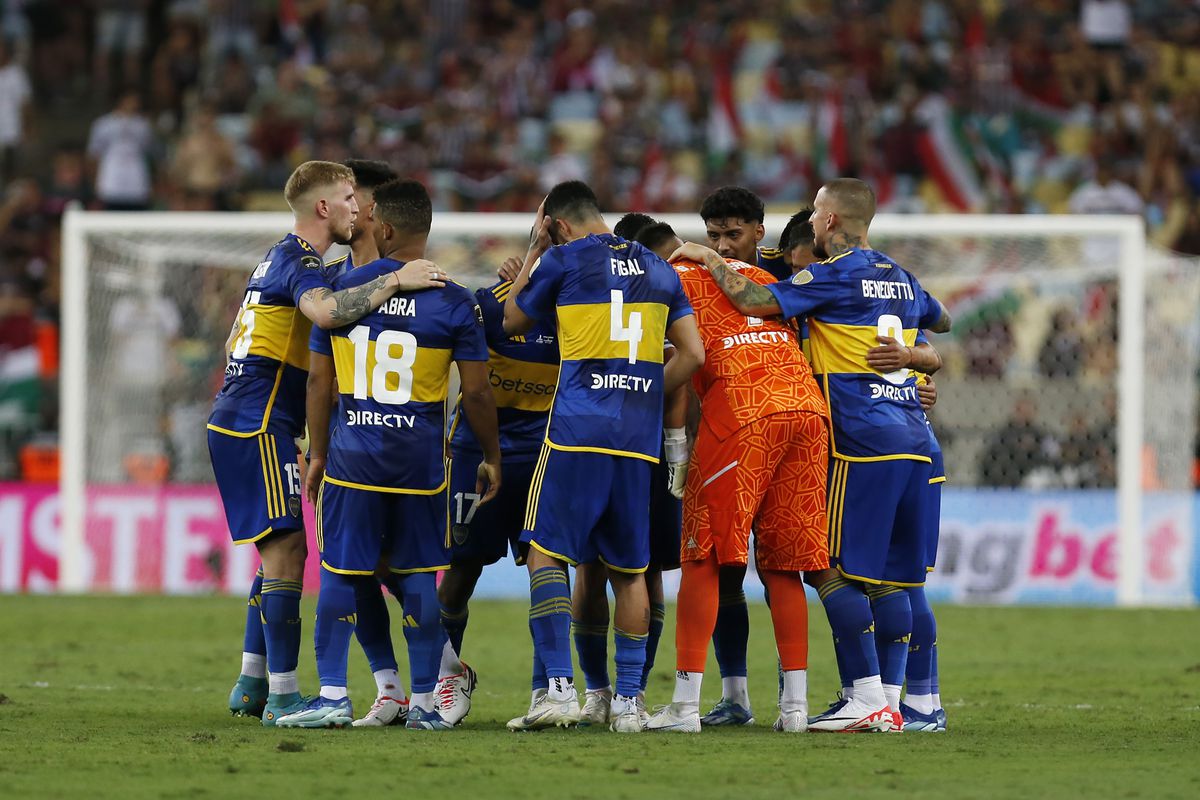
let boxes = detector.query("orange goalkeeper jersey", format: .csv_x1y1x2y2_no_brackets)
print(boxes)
674,258,828,435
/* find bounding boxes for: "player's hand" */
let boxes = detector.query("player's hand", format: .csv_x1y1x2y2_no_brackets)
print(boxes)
392,259,448,291
497,255,522,282
867,335,912,372
918,378,938,411
476,459,501,505
305,455,326,505
668,241,720,266
528,200,552,257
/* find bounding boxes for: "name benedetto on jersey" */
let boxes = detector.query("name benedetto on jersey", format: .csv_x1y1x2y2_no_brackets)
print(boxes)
309,258,488,492
449,279,559,464
208,233,333,439
515,233,694,463
766,248,944,461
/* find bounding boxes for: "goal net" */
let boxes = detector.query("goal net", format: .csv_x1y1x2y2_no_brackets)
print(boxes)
56,210,1199,606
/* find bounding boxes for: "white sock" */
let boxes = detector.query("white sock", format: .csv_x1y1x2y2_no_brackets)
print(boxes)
411,691,434,712
268,670,298,695
906,693,936,715
438,639,462,680
722,675,750,707
842,684,855,700
320,685,348,701
373,669,403,697
851,675,887,708
780,669,807,714
883,683,902,712
672,670,703,708
547,676,574,702
240,652,266,679
932,692,942,711
612,694,636,715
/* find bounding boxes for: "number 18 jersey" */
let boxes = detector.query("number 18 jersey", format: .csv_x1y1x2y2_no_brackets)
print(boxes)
515,233,693,462
309,258,488,492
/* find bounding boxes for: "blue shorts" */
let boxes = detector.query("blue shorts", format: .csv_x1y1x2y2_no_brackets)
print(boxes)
827,456,931,587
317,479,450,575
207,430,303,544
521,446,652,573
649,457,682,571
923,449,945,570
448,451,537,566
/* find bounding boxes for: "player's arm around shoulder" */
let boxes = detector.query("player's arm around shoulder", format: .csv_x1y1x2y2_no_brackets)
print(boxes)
296,258,448,330
669,241,783,317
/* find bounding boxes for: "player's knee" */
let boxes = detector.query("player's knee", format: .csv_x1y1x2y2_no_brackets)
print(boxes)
438,562,483,607
717,564,747,594
803,567,839,590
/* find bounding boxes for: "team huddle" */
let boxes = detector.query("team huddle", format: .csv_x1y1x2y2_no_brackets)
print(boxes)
207,158,951,734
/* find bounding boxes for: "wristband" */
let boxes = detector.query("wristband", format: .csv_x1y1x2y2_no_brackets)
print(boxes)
664,427,688,464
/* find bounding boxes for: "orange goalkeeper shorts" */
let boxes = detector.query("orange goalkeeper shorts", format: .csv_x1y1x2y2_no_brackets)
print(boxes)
681,410,829,572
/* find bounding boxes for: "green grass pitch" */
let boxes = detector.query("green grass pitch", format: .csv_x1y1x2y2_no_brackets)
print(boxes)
1,596,1198,799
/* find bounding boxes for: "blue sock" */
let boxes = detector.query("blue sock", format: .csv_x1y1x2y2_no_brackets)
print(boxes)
398,573,444,695
640,602,666,692
614,627,648,699
243,566,266,660
833,633,853,692
314,569,359,689
440,603,469,656
353,580,398,674
868,586,912,691
816,577,879,682
528,567,573,681
529,619,547,691
931,642,940,697
572,620,610,691
905,586,935,697
260,577,303,682
714,589,749,679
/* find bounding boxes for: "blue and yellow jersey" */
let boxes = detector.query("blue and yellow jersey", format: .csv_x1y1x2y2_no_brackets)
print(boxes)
208,233,333,438
767,248,943,461
449,280,559,463
309,258,488,492
515,233,693,462
757,246,791,281
913,336,946,482
324,250,354,280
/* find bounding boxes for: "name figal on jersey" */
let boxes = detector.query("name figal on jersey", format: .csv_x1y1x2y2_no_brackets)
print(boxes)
722,330,792,349
345,409,417,428
610,257,644,277
590,373,654,392
860,279,915,301
378,296,417,317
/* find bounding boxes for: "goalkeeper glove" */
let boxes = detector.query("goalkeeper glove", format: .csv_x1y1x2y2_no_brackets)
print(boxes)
664,427,688,500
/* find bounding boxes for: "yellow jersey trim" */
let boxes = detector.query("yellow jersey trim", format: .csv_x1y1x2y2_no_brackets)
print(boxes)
528,539,578,567
544,438,660,463
320,561,376,576
234,525,275,545
388,564,452,575
819,251,855,265
837,564,926,588
598,555,648,575
324,474,448,495
929,476,947,485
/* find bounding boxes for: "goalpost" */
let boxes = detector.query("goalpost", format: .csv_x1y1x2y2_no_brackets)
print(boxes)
60,209,1184,605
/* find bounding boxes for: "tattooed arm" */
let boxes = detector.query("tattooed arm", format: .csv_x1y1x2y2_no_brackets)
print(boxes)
298,258,448,330
668,242,783,317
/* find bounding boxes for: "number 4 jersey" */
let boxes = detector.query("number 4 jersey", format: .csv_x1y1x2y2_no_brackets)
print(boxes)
309,258,488,492
767,248,943,461
515,233,693,462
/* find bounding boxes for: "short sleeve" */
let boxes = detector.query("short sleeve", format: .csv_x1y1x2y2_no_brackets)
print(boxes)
915,329,929,346
514,249,564,323
766,265,842,321
287,250,333,306
475,286,507,349
666,271,694,327
452,291,489,362
914,279,945,330
309,323,332,356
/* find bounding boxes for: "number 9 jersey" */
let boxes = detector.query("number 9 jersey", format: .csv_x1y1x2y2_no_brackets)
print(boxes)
515,233,693,462
309,259,489,492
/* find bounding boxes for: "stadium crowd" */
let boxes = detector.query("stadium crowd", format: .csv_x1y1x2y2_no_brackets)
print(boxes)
0,0,1198,483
